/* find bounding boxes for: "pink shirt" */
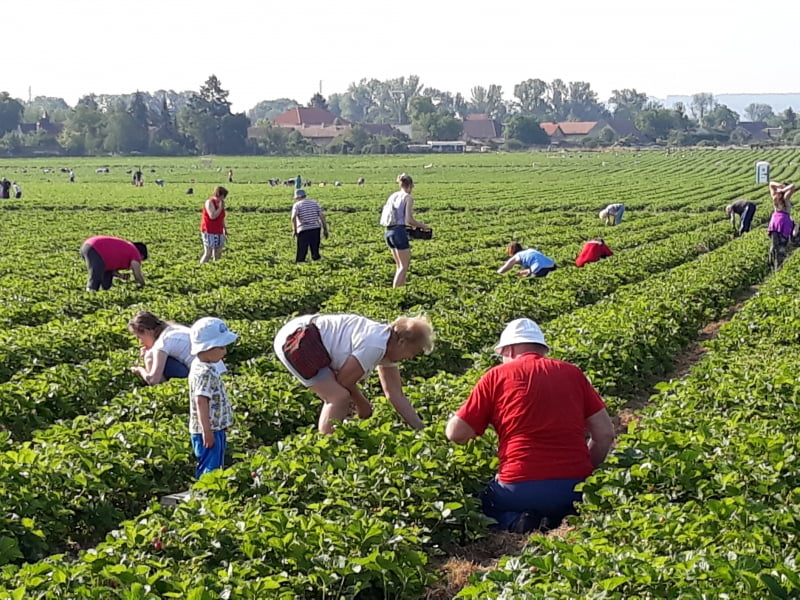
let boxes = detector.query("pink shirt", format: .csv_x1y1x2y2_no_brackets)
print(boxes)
85,236,142,271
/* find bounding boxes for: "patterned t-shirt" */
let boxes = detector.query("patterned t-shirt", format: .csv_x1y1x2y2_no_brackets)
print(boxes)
188,360,234,434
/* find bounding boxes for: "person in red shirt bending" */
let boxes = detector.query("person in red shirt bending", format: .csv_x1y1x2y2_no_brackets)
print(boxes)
200,186,228,263
446,318,615,533
80,236,147,291
575,238,613,267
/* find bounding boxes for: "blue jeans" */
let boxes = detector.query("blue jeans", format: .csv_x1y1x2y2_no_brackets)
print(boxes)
191,430,227,480
163,357,189,380
480,476,583,531
614,205,625,225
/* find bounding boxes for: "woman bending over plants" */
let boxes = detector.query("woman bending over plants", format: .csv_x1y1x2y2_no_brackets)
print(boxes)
129,311,193,384
274,313,434,434
498,242,557,278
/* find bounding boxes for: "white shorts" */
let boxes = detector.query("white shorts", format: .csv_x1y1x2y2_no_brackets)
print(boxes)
201,232,226,248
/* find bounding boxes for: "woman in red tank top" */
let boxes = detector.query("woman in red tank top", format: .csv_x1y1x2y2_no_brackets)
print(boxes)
200,186,228,263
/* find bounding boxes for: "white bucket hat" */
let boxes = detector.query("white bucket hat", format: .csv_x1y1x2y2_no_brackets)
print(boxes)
190,317,238,355
494,318,549,354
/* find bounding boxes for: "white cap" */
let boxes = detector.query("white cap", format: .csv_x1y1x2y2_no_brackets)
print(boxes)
494,318,549,354
190,317,238,354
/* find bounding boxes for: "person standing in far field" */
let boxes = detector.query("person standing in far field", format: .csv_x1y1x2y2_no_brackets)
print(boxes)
599,203,625,225
295,174,302,189
200,186,228,263
69,169,75,183
291,188,329,262
725,199,756,236
188,317,238,479
12,182,21,199
380,173,430,288
227,169,233,183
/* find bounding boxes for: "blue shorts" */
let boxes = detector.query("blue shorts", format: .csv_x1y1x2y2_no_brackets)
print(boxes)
385,226,410,250
191,430,227,480
163,356,189,380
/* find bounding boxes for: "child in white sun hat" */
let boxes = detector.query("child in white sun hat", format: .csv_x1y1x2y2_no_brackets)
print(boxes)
188,317,238,479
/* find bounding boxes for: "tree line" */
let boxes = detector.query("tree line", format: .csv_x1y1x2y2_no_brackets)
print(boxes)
0,75,798,157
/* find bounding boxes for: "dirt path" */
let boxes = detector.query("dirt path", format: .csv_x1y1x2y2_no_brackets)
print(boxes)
424,284,760,600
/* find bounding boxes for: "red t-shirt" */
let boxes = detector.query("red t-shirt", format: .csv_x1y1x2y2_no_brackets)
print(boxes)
575,241,613,267
201,197,225,234
456,353,606,483
85,236,142,271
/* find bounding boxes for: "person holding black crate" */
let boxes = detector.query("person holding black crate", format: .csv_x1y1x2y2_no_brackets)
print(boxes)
380,173,431,288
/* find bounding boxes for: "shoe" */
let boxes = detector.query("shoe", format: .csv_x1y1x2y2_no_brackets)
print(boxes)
509,511,543,534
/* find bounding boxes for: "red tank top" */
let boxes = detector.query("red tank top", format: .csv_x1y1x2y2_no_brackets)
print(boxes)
201,197,225,234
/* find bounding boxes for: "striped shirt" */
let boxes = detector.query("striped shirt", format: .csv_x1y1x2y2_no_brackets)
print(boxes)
291,199,323,233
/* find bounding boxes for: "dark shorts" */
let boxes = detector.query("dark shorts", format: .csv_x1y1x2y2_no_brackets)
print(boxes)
80,243,113,291
532,265,557,278
385,226,410,250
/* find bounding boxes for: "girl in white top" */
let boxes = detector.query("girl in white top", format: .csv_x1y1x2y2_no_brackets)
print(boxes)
274,313,435,434
379,174,430,288
128,311,193,384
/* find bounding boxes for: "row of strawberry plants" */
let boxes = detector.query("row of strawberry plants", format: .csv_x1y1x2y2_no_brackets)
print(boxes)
0,226,771,596
457,246,800,598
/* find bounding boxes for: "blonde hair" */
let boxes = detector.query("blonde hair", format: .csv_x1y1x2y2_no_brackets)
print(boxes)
390,315,435,355
599,209,609,220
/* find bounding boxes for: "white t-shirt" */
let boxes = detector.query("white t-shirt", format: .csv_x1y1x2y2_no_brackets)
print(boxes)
380,191,410,226
315,314,393,376
150,325,193,367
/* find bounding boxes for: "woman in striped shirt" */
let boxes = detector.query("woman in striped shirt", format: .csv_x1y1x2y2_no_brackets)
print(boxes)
291,189,329,262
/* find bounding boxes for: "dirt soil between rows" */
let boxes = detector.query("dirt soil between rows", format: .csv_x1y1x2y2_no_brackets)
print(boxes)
424,284,760,600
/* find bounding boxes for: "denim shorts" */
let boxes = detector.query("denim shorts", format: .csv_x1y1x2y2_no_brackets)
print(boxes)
385,226,410,250
201,232,226,248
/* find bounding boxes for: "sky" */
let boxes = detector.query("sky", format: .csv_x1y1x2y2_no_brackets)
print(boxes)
5,0,798,114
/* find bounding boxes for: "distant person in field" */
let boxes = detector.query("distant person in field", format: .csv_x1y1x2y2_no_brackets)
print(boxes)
128,311,192,385
133,169,143,187
770,181,795,214
445,318,615,533
498,242,556,278
380,173,431,287
291,188,329,263
11,182,21,199
227,168,234,183
575,238,613,267
273,313,434,434
200,186,228,263
188,317,238,479
79,236,147,291
295,174,302,189
725,199,756,236
0,178,10,199
69,169,75,183
599,203,625,225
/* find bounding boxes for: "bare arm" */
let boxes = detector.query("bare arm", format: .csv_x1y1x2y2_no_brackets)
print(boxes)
205,198,223,219
320,209,329,238
784,183,796,202
445,415,478,444
334,356,372,417
377,365,423,430
404,196,428,229
290,206,298,234
133,349,168,385
497,254,521,274
196,395,215,448
586,408,615,468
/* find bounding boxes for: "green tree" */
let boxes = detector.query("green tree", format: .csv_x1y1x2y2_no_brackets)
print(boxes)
744,103,774,122
503,114,549,145
702,104,739,132
309,93,328,110
778,107,797,130
0,92,24,135
690,92,715,120
547,79,568,120
729,127,753,145
565,81,608,120
608,88,648,120
247,98,299,122
512,78,549,116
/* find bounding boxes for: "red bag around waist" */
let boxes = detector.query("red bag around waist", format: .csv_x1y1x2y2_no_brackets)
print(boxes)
282,321,332,380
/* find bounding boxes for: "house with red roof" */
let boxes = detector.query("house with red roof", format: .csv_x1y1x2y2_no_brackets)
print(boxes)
539,119,647,145
272,107,349,128
461,114,503,145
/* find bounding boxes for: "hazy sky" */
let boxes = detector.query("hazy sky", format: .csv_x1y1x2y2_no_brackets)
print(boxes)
5,0,796,112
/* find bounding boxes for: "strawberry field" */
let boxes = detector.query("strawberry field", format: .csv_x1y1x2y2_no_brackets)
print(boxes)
0,149,798,598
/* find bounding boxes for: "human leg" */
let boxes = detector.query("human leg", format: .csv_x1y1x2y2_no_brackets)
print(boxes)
101,270,114,290
480,477,583,533
614,205,625,225
392,248,411,287
740,204,755,234
163,356,190,380
296,230,312,262
308,228,322,260
310,373,354,434
80,243,106,291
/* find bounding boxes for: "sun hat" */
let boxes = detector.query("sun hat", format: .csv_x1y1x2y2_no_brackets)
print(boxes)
494,318,549,354
190,317,238,354
294,188,307,199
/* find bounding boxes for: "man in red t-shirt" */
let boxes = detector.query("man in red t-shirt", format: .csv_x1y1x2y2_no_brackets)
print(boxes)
575,238,613,267
446,318,614,533
80,236,147,291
